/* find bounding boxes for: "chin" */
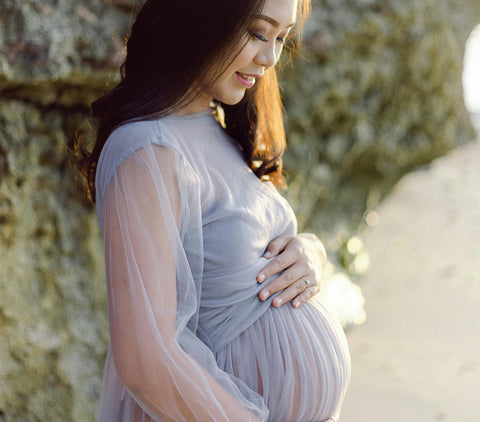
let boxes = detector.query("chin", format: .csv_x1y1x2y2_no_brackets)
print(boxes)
216,90,247,106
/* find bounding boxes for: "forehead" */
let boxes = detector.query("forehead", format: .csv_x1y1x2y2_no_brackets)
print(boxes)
260,0,298,26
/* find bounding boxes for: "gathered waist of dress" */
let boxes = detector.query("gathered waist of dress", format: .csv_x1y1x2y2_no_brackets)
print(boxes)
200,256,276,305
197,256,283,352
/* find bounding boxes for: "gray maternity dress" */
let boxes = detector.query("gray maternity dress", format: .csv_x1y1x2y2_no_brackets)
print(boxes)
95,109,351,422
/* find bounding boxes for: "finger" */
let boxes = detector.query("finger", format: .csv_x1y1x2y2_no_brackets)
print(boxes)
262,235,293,259
258,263,305,300
271,278,313,308
290,283,320,308
257,247,298,283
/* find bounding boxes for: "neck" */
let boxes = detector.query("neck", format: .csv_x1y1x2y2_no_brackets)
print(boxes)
174,93,213,116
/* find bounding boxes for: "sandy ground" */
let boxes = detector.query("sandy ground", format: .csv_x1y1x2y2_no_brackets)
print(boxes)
340,138,480,422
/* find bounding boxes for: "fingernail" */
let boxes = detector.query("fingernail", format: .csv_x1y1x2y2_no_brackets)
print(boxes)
293,300,299,308
258,273,265,283
260,291,270,300
273,298,282,307
264,251,272,258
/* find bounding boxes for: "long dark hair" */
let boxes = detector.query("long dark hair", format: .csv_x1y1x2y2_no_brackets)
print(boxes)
76,0,310,202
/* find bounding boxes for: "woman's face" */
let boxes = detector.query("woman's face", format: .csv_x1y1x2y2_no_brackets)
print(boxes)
178,0,298,115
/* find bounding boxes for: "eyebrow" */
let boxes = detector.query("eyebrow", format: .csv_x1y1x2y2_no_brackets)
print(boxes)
255,14,296,29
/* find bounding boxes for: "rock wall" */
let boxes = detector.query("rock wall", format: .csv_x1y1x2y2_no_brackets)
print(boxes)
0,1,130,419
0,0,478,420
0,100,108,420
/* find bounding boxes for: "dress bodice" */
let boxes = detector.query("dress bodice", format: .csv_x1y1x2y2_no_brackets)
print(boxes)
163,111,296,273
161,111,297,352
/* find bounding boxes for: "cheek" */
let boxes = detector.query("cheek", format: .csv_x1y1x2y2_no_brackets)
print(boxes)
233,44,257,67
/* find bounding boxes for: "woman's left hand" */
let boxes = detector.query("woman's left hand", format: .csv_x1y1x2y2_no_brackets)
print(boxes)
257,233,327,308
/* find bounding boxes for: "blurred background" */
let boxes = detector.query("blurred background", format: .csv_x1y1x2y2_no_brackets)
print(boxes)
0,0,478,420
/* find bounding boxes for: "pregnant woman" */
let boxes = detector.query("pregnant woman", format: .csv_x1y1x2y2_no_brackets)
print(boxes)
77,0,351,420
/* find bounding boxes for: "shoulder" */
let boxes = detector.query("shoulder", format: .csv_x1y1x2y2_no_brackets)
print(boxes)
101,119,179,166
95,118,192,203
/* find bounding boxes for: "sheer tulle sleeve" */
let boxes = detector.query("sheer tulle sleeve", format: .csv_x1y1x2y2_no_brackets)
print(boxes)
95,140,268,421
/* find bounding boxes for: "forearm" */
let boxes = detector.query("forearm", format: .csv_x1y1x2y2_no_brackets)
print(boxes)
116,341,262,422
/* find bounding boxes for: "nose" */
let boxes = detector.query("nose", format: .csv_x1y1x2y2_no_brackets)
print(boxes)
256,42,281,69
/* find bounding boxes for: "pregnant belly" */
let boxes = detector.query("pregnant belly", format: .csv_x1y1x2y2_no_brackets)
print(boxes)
214,296,351,422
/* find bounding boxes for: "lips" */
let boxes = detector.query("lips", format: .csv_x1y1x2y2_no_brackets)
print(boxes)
235,72,260,88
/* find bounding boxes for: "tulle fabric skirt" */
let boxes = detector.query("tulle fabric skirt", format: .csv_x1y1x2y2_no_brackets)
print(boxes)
97,296,350,422
215,296,351,422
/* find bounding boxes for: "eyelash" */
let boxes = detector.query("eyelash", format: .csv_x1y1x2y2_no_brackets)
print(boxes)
250,31,286,44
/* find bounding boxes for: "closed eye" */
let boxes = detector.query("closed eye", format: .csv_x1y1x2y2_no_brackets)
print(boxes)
250,31,287,44
251,31,268,42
